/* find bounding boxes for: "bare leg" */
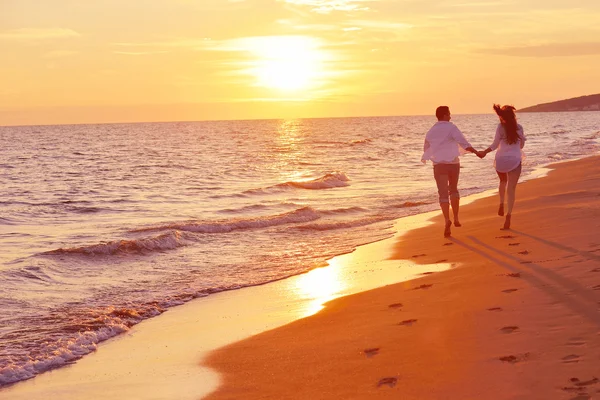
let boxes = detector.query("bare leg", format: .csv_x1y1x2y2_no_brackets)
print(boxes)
503,164,522,229
433,164,452,237
499,180,507,204
441,202,450,222
441,202,451,237
451,197,461,227
506,177,518,215
448,164,461,227
498,180,506,216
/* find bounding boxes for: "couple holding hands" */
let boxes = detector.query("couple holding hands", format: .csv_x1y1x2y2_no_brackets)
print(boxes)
422,105,526,237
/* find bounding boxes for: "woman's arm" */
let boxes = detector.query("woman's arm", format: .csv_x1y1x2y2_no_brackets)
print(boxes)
480,125,502,158
519,125,526,149
489,124,502,151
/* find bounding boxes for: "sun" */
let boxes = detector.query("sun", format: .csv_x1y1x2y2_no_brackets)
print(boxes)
244,36,326,92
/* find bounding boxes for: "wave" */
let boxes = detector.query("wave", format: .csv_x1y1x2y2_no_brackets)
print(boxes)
312,138,372,146
390,201,431,209
41,231,191,256
0,217,17,225
217,204,270,214
8,266,56,284
319,206,367,215
132,207,321,234
0,302,168,386
349,138,372,145
0,323,129,386
244,172,350,194
294,215,392,231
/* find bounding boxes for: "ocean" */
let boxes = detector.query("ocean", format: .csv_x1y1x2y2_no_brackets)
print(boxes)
1,112,599,386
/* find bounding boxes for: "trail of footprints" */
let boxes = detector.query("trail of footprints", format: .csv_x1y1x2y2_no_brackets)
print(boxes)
373,234,595,390
495,235,533,365
494,233,598,399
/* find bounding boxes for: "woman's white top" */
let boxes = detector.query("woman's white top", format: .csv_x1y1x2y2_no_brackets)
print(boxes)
490,123,525,173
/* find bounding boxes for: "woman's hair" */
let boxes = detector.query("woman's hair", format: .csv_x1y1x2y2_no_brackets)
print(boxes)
493,104,519,145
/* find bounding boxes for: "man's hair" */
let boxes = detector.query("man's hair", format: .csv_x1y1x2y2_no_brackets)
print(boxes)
436,106,450,120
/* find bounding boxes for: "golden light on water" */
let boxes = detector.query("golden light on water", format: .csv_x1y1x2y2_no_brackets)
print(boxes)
243,36,327,92
295,265,345,316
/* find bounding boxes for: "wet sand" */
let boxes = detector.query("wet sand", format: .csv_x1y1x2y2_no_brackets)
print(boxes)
1,210,449,400
204,155,600,399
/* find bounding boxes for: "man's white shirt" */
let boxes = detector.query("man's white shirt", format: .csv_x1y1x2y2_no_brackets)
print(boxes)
421,121,472,164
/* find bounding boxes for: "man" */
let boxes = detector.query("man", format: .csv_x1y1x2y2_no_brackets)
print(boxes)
422,106,479,237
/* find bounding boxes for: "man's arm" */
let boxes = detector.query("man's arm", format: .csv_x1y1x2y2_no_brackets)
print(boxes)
452,126,478,155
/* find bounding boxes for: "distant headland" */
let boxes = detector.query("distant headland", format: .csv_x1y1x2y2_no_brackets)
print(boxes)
519,94,600,112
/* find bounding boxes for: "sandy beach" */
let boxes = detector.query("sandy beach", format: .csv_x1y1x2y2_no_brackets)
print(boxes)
204,155,600,400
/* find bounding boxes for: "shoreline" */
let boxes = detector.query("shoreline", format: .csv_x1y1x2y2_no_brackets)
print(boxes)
1,209,452,399
2,154,598,399
204,155,600,399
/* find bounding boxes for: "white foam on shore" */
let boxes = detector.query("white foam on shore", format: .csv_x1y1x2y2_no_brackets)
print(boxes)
0,210,449,400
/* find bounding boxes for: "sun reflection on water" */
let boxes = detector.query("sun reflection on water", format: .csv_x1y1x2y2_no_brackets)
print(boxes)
294,263,346,317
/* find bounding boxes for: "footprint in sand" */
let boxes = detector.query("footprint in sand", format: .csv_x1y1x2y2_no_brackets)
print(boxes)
377,377,398,388
562,354,581,363
569,395,591,400
506,273,521,278
364,348,380,358
411,254,426,258
413,284,433,290
570,377,599,388
508,243,520,246
421,272,435,276
590,268,600,272
443,242,453,246
521,261,533,264
388,303,403,309
487,307,503,312
500,326,519,334
496,235,516,239
498,353,530,364
435,259,448,263
562,377,599,397
502,289,518,294
399,319,418,326
518,250,530,255
592,285,600,291
567,338,586,347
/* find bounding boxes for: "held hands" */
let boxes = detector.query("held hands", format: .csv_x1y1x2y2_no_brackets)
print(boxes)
475,150,487,159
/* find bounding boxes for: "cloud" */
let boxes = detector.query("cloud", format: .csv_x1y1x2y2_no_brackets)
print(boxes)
114,38,212,50
114,51,170,56
43,50,78,58
347,20,412,31
0,28,80,41
450,1,511,7
476,42,600,57
279,0,373,14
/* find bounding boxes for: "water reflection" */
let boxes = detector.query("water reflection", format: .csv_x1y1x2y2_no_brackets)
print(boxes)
294,264,346,316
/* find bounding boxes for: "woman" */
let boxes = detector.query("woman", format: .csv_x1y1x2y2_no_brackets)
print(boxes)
480,104,526,230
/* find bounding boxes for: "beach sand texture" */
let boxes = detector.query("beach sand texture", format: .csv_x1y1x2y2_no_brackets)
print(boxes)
204,155,600,400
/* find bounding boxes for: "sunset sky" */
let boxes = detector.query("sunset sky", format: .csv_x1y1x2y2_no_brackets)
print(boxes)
1,0,599,125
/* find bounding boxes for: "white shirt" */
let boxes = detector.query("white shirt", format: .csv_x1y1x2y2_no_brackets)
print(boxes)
421,121,472,164
490,123,525,173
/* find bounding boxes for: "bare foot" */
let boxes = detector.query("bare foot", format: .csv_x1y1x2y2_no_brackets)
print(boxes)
502,214,511,230
444,220,452,237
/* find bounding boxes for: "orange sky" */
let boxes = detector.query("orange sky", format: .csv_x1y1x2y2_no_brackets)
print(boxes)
1,0,600,125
